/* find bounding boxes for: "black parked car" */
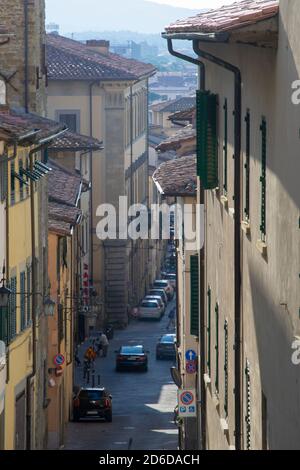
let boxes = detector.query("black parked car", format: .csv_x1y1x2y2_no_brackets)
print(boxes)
73,387,112,422
115,345,148,372
156,334,176,360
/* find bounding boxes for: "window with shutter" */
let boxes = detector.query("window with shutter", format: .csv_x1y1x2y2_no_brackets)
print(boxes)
10,162,15,205
224,319,229,417
223,99,228,194
0,306,8,344
20,271,26,331
26,266,31,325
190,255,199,337
260,118,267,239
244,111,251,220
196,90,218,190
207,287,211,376
0,159,8,202
215,303,219,393
9,276,17,341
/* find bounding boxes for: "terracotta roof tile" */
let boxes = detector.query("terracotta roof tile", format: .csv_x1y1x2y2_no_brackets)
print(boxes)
169,107,195,124
48,130,103,152
165,0,279,34
48,160,82,207
150,97,195,113
153,155,197,197
47,34,156,81
155,125,196,152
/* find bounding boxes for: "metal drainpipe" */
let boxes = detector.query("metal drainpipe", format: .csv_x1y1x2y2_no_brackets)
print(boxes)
166,38,207,451
130,85,134,305
24,0,29,112
193,41,242,451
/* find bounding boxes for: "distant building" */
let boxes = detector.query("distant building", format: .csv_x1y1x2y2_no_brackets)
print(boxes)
46,22,59,35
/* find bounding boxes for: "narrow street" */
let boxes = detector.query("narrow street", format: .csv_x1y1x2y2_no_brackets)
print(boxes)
65,299,178,451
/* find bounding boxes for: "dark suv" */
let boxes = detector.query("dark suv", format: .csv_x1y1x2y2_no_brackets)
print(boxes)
73,387,112,422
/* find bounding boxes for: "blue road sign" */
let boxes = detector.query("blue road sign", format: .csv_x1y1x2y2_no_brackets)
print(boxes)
186,360,197,374
180,391,194,406
185,349,197,361
54,354,65,366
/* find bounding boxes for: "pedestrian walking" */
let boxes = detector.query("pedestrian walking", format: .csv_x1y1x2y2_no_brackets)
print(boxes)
167,306,176,330
99,332,109,357
84,345,96,363
74,345,81,366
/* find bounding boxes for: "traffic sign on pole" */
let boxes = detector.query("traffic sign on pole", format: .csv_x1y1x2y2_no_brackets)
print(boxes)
178,389,197,417
53,354,65,366
185,349,197,361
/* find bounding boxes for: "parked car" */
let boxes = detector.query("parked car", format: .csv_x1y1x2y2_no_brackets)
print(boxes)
153,279,174,300
148,288,168,306
115,345,148,372
138,299,162,320
73,387,112,422
156,333,176,360
162,273,176,289
144,295,165,315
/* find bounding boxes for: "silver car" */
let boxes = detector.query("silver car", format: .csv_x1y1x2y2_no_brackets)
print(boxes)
138,299,162,320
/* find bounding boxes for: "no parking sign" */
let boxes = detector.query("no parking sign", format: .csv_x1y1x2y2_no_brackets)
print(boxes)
178,389,197,417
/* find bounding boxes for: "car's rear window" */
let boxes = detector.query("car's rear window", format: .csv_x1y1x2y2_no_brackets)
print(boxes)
141,301,158,308
121,346,144,354
161,335,176,343
150,290,164,296
154,281,168,287
79,390,104,400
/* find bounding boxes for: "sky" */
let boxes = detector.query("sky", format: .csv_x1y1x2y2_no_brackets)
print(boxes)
46,0,236,34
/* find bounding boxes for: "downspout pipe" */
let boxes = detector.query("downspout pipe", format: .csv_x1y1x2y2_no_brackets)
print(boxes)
166,38,207,451
193,41,242,451
24,0,29,112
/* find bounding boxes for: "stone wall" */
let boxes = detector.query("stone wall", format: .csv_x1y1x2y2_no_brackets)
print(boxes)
0,0,46,114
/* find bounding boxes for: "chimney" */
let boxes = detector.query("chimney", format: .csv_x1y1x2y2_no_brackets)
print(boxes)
86,40,110,56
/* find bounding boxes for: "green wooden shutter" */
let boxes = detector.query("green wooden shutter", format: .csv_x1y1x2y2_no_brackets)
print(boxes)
215,303,219,393
27,266,31,325
224,319,229,417
207,287,211,376
260,118,267,238
223,99,228,194
190,255,199,337
244,111,251,220
20,271,26,331
0,307,8,344
9,276,17,341
196,90,218,189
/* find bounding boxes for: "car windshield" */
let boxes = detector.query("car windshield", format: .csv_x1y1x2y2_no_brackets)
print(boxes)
160,335,176,344
150,290,163,296
146,296,161,302
141,301,158,308
121,346,144,354
79,390,104,400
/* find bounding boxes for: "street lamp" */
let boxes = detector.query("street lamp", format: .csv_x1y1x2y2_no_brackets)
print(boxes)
0,283,11,308
43,297,56,316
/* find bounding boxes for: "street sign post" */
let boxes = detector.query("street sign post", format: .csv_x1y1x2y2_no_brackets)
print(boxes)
178,389,197,417
185,349,197,361
53,354,65,367
186,360,197,374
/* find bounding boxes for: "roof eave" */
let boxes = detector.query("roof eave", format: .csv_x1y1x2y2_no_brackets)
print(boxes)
162,31,229,42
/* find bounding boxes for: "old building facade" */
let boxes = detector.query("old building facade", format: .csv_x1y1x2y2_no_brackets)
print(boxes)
164,0,300,450
47,35,156,328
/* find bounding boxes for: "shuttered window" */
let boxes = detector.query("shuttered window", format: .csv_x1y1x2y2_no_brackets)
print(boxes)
26,266,31,325
10,162,15,205
244,111,251,220
207,287,211,376
196,90,218,189
0,159,8,202
245,360,251,450
224,319,229,417
215,303,219,393
223,99,228,194
260,118,267,239
20,271,26,331
190,255,199,337
0,306,8,344
9,276,17,341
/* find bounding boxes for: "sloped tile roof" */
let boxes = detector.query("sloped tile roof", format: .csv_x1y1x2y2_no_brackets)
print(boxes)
165,0,279,34
48,160,82,207
48,130,103,152
169,107,195,124
150,97,195,113
47,34,156,81
155,125,196,152
153,155,197,197
0,108,65,143
48,160,83,235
